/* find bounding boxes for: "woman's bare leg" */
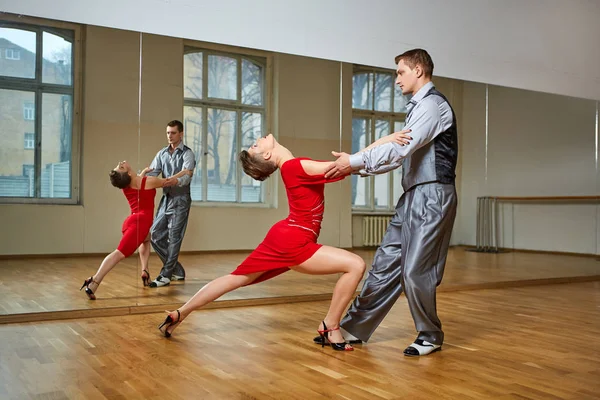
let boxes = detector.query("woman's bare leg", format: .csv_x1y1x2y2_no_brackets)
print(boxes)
89,250,126,293
138,235,151,281
163,272,264,335
291,246,366,345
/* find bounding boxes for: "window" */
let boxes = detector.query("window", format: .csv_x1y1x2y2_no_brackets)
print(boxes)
352,66,411,213
0,19,79,202
5,48,20,60
23,102,34,120
24,132,34,149
183,45,269,204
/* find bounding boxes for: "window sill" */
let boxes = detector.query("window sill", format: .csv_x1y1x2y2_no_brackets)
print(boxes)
0,199,80,205
191,201,275,209
352,210,395,216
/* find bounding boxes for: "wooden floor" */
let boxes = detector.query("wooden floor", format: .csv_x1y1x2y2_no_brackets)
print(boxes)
0,247,599,317
0,281,598,399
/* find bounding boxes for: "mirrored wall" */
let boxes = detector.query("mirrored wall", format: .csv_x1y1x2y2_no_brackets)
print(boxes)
0,12,597,321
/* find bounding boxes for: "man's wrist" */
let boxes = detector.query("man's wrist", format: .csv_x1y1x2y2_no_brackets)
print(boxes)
349,153,365,169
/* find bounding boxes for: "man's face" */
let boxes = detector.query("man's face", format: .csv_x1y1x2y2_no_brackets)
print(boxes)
167,125,183,145
395,59,419,95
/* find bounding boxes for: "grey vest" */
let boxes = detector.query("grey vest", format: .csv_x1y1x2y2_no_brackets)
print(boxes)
161,144,193,197
402,87,458,191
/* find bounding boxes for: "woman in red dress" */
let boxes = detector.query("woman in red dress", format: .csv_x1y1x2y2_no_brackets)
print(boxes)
80,160,191,299
158,132,409,350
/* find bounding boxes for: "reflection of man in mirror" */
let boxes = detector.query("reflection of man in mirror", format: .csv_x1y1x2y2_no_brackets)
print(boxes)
146,120,196,287
324,49,459,357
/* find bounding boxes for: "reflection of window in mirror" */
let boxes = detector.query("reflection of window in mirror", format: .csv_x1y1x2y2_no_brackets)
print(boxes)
22,164,33,176
183,46,270,205
24,132,35,149
23,101,34,120
351,66,411,213
0,22,79,202
5,48,20,60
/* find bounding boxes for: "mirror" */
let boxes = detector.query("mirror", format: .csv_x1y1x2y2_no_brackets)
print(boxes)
458,82,599,286
1,12,597,323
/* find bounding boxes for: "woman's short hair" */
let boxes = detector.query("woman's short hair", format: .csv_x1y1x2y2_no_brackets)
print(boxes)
109,170,132,189
239,150,278,181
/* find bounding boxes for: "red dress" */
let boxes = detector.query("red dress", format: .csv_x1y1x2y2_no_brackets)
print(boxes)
117,177,156,257
231,158,342,284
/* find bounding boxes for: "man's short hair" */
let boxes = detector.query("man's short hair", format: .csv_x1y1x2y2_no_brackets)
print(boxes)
394,49,434,78
167,120,184,132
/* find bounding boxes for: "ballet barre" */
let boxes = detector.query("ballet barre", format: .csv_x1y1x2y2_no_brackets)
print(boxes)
474,196,600,253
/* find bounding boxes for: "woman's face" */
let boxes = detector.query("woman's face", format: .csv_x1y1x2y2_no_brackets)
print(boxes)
248,133,275,157
113,160,131,174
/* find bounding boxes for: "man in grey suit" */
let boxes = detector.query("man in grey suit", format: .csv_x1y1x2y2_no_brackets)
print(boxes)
324,48,458,356
147,120,196,288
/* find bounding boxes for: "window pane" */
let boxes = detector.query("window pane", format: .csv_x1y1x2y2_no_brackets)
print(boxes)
393,121,406,203
393,121,406,133
0,89,35,197
374,120,390,208
352,72,373,110
242,59,263,106
42,31,72,85
351,117,370,207
374,73,393,112
240,112,263,203
24,132,35,149
208,55,237,100
207,108,237,202
40,93,72,198
0,27,35,79
184,52,203,99
184,106,203,201
394,84,411,113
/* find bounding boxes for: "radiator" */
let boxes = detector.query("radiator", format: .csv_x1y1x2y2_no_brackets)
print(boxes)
362,215,392,246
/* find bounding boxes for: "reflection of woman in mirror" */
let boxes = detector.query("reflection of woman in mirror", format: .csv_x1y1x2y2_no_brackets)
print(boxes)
158,133,409,351
80,160,192,300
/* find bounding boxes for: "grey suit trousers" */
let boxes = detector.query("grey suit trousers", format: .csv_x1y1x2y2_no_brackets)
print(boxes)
151,193,191,279
341,182,457,345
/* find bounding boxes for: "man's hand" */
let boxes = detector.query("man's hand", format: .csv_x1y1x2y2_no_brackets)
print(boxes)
324,151,352,179
162,177,178,187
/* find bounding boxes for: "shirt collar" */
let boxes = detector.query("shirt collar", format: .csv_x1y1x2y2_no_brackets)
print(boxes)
409,81,435,105
168,142,185,153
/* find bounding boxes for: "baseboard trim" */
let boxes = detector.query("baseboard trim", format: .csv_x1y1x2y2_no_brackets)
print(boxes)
1,275,599,325
2,244,597,259
0,293,334,324
0,249,258,260
460,245,599,258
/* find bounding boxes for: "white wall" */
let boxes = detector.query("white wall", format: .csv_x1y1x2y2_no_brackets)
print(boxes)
1,0,599,100
456,82,599,254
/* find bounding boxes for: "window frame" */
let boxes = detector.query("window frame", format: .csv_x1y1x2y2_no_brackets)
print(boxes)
183,40,274,208
351,65,408,215
0,15,82,205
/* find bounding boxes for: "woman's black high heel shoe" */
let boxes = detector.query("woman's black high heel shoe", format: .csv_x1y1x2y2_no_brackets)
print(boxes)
317,321,353,351
141,270,150,287
80,276,99,300
158,309,181,338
